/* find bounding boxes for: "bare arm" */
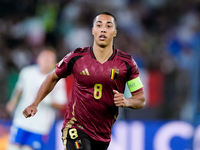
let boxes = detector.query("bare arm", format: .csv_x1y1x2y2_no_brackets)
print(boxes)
51,102,66,110
113,89,145,109
6,89,22,113
23,70,60,118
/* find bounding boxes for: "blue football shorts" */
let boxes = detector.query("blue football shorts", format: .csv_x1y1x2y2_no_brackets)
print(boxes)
8,125,48,150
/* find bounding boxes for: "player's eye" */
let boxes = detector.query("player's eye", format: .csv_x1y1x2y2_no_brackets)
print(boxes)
96,24,101,27
107,24,112,28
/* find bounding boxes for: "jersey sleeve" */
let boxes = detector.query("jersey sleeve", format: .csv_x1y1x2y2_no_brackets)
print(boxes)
127,57,143,93
127,57,140,80
55,51,74,78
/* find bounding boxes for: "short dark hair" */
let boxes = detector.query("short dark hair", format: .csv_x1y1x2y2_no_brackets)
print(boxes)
93,12,117,29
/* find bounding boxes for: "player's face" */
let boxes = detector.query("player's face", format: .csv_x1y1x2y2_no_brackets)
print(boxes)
92,14,117,48
37,50,56,74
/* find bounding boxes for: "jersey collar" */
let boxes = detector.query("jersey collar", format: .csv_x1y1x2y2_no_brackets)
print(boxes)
90,46,117,61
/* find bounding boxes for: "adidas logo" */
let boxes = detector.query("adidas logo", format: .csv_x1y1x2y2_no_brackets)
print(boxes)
80,68,90,75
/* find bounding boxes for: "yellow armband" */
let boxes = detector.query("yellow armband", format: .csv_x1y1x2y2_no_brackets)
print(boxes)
127,77,143,92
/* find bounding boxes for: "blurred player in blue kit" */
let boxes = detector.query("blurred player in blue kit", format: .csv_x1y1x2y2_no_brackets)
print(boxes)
6,48,67,150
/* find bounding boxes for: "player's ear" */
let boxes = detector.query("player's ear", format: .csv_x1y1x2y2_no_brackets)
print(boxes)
92,28,94,35
113,29,117,37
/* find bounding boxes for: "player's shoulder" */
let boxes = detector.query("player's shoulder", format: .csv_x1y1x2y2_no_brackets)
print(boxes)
64,47,91,59
74,47,91,53
21,64,38,72
115,48,138,68
115,48,133,61
19,65,38,77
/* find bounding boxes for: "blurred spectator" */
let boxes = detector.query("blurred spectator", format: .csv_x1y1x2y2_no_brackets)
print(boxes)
6,48,67,150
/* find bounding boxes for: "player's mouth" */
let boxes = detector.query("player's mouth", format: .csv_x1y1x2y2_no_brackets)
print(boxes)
99,35,107,41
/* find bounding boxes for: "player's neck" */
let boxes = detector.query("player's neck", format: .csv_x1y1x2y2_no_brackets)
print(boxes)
93,43,113,64
40,67,51,75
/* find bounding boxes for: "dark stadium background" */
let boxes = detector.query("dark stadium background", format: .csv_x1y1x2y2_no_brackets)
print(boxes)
0,0,200,149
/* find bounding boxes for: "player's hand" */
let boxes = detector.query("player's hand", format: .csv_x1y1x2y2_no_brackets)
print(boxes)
23,105,38,118
113,90,127,108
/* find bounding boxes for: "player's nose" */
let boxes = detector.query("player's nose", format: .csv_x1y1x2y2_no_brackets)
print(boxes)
101,27,106,33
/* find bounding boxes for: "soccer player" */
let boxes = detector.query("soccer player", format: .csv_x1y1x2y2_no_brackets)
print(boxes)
6,48,67,150
23,12,146,150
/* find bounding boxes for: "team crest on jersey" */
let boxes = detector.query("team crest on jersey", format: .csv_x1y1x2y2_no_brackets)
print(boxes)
74,140,82,149
110,68,119,80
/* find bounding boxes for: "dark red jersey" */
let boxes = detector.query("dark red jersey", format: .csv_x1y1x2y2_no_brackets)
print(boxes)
55,47,141,142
